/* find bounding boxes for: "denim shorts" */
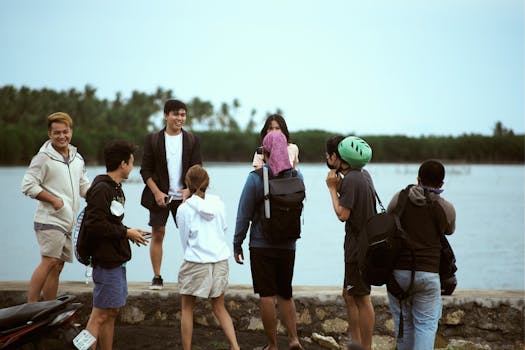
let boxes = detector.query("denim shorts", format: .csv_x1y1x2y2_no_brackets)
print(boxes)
92,266,128,309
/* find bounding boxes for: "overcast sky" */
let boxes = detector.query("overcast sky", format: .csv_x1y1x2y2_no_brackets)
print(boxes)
1,0,523,136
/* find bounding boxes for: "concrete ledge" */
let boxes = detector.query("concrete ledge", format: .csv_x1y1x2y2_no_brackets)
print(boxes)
1,282,523,349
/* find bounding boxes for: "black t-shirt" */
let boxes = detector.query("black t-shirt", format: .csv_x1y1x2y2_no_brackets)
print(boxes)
338,169,377,262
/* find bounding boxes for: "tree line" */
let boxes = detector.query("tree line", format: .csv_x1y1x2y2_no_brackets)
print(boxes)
1,85,522,165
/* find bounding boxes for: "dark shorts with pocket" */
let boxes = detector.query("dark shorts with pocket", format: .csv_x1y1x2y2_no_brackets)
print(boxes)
249,247,295,299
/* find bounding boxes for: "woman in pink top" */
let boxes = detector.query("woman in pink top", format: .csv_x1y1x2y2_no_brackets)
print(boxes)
252,114,299,169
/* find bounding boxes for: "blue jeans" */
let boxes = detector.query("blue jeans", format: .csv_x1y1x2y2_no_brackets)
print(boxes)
387,270,442,350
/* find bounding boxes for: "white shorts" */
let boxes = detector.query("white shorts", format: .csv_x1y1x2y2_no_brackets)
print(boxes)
35,229,73,263
178,259,229,298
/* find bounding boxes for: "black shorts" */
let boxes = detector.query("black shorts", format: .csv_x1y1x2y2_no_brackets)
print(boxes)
344,262,371,296
249,247,295,299
148,200,182,228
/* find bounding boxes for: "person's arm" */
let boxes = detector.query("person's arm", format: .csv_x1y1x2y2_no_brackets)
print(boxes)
326,170,350,222
233,174,256,264
288,143,299,168
140,133,168,207
252,152,263,169
386,192,400,213
79,162,91,198
146,177,168,208
440,200,456,235
176,205,189,253
21,153,63,210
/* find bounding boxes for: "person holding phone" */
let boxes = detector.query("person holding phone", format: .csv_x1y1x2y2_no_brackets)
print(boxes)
252,114,299,169
140,99,202,290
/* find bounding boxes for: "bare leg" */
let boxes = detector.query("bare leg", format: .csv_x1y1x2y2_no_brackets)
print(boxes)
86,307,119,350
343,289,362,344
42,262,64,300
181,295,196,350
259,296,278,350
211,294,240,350
277,296,302,349
150,226,165,276
353,295,375,350
27,256,63,302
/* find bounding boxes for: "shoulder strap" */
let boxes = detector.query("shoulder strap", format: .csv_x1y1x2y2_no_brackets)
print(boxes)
263,167,270,218
392,185,412,217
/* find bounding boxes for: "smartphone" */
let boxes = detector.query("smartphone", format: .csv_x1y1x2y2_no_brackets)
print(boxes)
164,195,174,205
256,146,263,155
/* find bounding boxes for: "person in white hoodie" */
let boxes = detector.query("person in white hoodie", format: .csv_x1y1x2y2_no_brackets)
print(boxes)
176,164,240,350
21,112,90,302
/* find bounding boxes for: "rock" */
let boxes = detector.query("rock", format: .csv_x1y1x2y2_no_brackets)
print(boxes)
247,317,264,331
312,332,340,349
321,318,348,333
371,335,396,350
444,309,465,325
384,318,395,333
119,305,145,324
447,339,491,349
297,309,312,325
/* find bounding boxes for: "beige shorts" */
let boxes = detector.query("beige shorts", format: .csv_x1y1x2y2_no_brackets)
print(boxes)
178,259,229,298
35,229,73,263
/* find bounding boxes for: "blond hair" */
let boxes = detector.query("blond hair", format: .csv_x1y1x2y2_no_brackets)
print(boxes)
47,112,73,129
185,165,209,199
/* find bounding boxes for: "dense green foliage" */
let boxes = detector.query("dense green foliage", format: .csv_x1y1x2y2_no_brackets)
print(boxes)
1,85,522,165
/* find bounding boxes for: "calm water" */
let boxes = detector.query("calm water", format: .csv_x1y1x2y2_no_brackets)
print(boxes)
1,163,523,290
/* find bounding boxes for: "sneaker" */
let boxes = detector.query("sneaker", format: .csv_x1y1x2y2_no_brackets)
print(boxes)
149,275,163,290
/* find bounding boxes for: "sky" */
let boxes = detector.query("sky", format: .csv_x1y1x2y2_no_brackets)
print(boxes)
0,0,523,136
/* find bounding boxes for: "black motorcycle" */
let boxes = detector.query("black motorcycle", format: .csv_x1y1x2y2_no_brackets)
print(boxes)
0,294,83,349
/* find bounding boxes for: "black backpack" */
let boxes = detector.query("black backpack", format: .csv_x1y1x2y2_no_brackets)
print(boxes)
255,167,305,244
358,186,415,339
73,208,91,266
359,186,414,289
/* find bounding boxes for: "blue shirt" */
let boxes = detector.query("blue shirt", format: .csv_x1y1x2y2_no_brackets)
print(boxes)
234,166,302,252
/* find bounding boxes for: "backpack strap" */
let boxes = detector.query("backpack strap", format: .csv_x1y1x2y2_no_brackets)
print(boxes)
386,185,416,339
263,166,270,219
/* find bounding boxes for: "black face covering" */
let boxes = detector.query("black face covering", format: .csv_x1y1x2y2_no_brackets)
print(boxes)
326,160,337,170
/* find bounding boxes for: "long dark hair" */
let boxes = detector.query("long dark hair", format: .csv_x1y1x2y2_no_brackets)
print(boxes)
260,114,290,142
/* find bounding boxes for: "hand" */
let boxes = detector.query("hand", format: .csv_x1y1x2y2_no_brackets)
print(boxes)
234,252,244,265
154,191,168,208
325,170,340,190
179,188,190,202
126,228,149,247
52,198,64,211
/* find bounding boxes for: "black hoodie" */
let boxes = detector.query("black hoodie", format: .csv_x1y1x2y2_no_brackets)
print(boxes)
83,174,131,268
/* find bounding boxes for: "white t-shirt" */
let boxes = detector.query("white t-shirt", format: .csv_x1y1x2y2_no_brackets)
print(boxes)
165,132,184,199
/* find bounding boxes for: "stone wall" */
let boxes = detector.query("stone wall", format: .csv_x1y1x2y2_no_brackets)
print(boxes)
0,282,523,349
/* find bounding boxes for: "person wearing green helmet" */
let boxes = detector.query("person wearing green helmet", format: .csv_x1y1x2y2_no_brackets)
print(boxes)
325,135,377,350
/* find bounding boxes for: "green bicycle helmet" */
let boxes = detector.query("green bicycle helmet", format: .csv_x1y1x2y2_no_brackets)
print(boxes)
338,136,372,169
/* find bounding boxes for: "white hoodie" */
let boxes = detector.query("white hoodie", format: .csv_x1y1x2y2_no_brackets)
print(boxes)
176,194,231,263
21,140,90,232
